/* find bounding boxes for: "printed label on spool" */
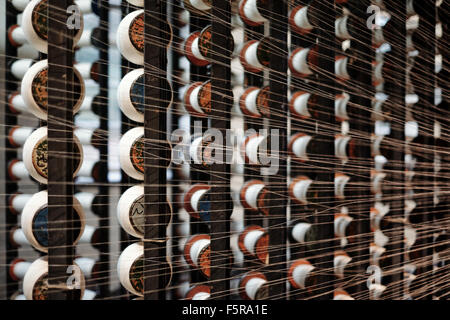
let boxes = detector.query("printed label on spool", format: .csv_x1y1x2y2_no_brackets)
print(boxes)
31,138,47,178
129,257,144,294
256,87,270,117
32,274,48,300
199,26,211,59
198,245,210,278
31,68,47,111
198,81,211,113
130,195,145,234
129,13,144,53
130,74,145,115
130,137,144,174
31,0,48,41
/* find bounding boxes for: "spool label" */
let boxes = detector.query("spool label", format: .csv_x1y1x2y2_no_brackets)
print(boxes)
129,14,144,53
32,0,48,41
198,246,210,278
130,195,145,234
130,75,145,115
199,27,212,59
130,258,144,294
256,87,270,117
130,137,145,173
198,82,211,113
32,274,48,300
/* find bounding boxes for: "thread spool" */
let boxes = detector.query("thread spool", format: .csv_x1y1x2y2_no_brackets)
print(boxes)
12,0,31,11
8,25,27,47
11,59,33,80
239,86,270,118
183,184,211,222
288,219,315,245
8,92,29,114
334,251,352,279
23,257,85,300
288,46,318,78
238,0,269,26
371,170,386,195
185,285,210,300
184,31,209,67
335,134,354,161
117,10,144,65
334,212,357,246
117,185,145,238
126,0,143,6
335,56,351,81
22,0,84,53
183,81,211,117
8,193,33,215
335,15,353,40
22,127,84,184
7,160,29,181
370,243,386,266
241,133,268,165
239,39,269,73
289,91,314,119
289,176,314,205
289,4,317,35
21,60,85,120
183,0,212,13
288,133,313,161
335,93,350,121
238,225,268,264
8,126,34,147
238,272,268,300
333,289,354,300
334,173,350,200
239,179,268,213
21,190,85,253
119,127,144,180
288,259,316,289
117,242,144,296
183,234,210,278
9,259,32,281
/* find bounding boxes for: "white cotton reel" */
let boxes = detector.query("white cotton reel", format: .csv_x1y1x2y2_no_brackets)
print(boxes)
185,0,212,11
8,193,33,215
21,59,85,120
239,40,265,73
8,126,34,147
7,160,29,181
8,25,27,47
289,133,313,161
23,257,85,300
22,0,84,53
289,5,314,34
290,221,312,244
333,289,354,300
117,242,144,296
289,91,313,118
119,127,144,181
288,259,315,289
238,225,268,264
334,173,350,199
240,180,266,211
239,272,268,300
334,251,352,279
118,68,145,122
117,10,144,65
241,133,268,165
183,234,211,278
117,185,145,238
185,285,211,300
335,93,350,121
21,190,86,253
239,0,268,26
288,47,317,77
8,92,29,114
289,176,313,205
22,127,84,184
9,259,32,281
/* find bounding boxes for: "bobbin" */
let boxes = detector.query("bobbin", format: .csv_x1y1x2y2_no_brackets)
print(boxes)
117,185,145,238
288,259,315,289
289,91,314,119
183,0,212,13
23,257,85,300
117,242,144,296
241,133,269,165
334,172,350,199
239,86,270,118
183,184,211,222
183,80,211,117
238,0,269,27
21,59,85,120
335,55,351,81
12,0,32,12
183,234,210,278
8,193,32,215
288,133,313,161
288,219,314,244
289,4,318,35
238,271,268,300
116,10,143,65
22,127,84,184
185,285,210,300
334,251,352,279
333,289,354,300
21,190,86,253
183,30,209,67
288,46,318,78
335,93,350,121
335,15,354,40
8,126,34,147
335,134,353,160
7,25,27,47
334,212,355,239
8,92,29,114
239,179,267,213
22,0,84,53
9,258,31,281
119,126,144,180
371,170,386,195
11,59,33,80
239,39,269,73
238,225,268,264
7,160,29,181
289,176,314,205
